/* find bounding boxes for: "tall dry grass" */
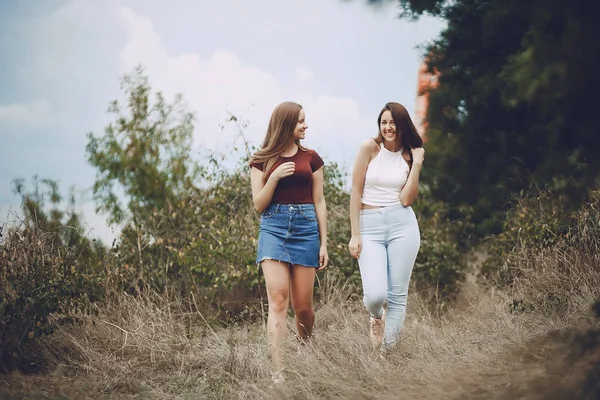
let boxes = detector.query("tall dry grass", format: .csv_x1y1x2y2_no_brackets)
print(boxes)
2,192,599,399
3,244,598,400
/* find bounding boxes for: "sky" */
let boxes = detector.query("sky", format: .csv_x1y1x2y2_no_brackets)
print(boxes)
0,0,445,244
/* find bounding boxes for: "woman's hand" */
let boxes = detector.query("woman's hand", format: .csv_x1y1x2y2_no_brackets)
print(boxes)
348,235,362,259
318,245,329,270
410,147,425,165
269,162,295,181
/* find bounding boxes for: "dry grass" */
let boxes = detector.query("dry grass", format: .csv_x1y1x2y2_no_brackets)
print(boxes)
2,209,599,399
1,277,598,399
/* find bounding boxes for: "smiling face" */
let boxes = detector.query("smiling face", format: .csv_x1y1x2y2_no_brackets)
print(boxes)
379,110,397,145
375,102,423,152
293,109,308,140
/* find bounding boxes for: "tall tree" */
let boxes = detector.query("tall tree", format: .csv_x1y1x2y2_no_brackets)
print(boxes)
86,66,199,228
363,0,600,232
86,66,201,283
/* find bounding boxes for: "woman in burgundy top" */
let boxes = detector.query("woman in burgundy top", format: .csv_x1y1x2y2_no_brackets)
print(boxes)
249,101,328,383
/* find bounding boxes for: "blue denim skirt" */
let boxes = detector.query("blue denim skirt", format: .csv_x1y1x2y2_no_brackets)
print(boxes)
256,203,320,268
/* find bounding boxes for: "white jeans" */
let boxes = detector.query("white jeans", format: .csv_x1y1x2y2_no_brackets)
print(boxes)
358,204,421,348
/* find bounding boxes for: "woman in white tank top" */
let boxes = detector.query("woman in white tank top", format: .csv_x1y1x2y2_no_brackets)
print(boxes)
348,102,425,354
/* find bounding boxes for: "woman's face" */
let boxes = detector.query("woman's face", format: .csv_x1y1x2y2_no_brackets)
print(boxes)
293,109,308,140
380,110,397,144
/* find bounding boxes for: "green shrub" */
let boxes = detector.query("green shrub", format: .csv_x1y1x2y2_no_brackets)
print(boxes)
105,157,356,320
480,186,588,286
411,185,472,303
0,182,105,372
82,67,473,318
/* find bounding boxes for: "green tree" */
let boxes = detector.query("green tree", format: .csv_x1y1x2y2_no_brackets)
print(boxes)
85,65,474,318
86,65,199,226
86,66,202,287
85,67,270,312
362,0,600,233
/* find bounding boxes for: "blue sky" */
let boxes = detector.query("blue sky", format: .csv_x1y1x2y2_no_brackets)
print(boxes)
0,0,445,243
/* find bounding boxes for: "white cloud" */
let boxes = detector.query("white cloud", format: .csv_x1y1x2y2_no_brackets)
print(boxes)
0,100,52,126
1,0,445,241
116,5,373,170
118,7,283,152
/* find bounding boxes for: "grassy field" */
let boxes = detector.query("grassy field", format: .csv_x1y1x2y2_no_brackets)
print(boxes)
1,242,598,400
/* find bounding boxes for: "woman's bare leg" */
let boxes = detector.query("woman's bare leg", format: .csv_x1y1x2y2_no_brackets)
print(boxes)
261,260,291,371
290,265,317,340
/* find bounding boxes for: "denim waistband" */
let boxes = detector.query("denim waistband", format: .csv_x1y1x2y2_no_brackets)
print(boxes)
264,203,315,213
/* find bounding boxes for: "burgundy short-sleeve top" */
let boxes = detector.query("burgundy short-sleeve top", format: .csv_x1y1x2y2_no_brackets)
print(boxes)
249,148,324,204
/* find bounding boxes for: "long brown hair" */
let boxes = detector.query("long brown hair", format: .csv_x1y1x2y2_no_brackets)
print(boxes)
374,102,423,152
250,101,307,182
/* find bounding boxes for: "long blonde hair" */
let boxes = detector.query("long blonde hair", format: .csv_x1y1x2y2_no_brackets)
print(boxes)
250,101,307,182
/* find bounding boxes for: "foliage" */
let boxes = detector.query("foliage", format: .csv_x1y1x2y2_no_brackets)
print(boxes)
411,185,472,302
320,163,359,288
85,66,203,292
364,0,600,234
84,67,360,317
98,153,357,319
86,66,199,227
318,168,471,304
0,177,105,373
84,67,470,317
0,66,476,377
481,182,600,288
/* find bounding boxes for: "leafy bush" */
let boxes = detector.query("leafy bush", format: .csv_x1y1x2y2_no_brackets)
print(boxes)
82,67,472,318
480,183,600,317
103,154,357,320
480,186,594,286
411,185,472,303
0,178,105,372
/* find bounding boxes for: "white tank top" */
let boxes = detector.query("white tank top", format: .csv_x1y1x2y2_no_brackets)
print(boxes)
361,142,410,207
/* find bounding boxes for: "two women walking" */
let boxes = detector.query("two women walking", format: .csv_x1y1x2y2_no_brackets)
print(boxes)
249,101,424,381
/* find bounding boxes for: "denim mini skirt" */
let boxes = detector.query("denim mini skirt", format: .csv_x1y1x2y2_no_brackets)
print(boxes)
256,203,320,268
